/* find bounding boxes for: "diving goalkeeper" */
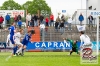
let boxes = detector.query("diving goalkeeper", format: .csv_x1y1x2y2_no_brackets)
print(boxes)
63,38,80,55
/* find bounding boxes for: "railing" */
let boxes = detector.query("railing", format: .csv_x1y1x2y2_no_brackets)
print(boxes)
0,24,26,42
40,24,98,42
0,24,99,43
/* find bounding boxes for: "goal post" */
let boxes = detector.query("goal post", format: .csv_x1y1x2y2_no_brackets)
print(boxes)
97,16,99,56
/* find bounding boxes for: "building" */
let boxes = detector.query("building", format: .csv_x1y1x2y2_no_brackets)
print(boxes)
72,0,100,25
87,0,100,10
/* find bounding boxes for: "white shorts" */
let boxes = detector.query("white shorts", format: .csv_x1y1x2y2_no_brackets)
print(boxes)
83,42,92,49
15,41,22,46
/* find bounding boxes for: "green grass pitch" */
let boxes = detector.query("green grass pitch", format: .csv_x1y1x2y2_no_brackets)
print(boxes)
0,52,100,66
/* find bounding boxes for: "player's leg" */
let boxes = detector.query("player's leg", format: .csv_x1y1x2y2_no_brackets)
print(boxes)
70,50,73,55
76,48,80,55
22,45,27,56
10,37,17,56
70,47,76,55
16,43,23,56
68,49,73,55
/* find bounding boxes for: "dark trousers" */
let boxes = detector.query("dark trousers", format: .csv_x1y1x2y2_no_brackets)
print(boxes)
46,22,48,26
18,25,21,29
6,20,10,27
28,21,30,26
0,23,3,29
89,21,93,27
30,21,34,27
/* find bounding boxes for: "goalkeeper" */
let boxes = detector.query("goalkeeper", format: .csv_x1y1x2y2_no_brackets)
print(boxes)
63,38,79,55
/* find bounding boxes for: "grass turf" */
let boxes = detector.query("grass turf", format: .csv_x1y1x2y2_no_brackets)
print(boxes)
0,52,100,66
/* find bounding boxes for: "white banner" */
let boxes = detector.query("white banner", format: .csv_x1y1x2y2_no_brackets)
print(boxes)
76,25,86,32
0,10,25,17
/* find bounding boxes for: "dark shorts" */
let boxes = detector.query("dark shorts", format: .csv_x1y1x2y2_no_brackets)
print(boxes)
22,41,28,46
72,47,77,52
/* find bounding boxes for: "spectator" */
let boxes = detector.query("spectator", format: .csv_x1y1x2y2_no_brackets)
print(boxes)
14,15,18,27
45,17,49,26
17,14,22,21
5,13,10,27
45,17,49,32
0,15,4,29
88,15,93,27
78,13,84,25
39,14,44,24
60,20,64,35
61,14,65,22
31,14,34,27
50,14,54,27
40,23,45,36
17,20,22,29
68,17,72,30
55,16,60,32
26,13,31,27
34,14,38,27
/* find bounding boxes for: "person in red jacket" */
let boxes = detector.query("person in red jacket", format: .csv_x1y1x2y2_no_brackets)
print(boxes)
45,17,49,26
45,17,49,33
0,15,4,29
14,15,18,27
50,14,54,27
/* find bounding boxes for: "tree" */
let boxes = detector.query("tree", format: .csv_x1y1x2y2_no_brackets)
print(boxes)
22,1,32,10
27,0,51,17
65,14,70,21
0,0,22,10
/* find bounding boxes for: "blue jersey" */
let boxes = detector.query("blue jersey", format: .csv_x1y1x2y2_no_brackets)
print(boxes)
22,34,31,45
17,21,22,25
9,26,15,36
9,26,15,44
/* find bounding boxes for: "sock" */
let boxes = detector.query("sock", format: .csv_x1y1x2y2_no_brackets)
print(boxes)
70,51,73,55
16,47,22,53
13,46,18,55
13,47,15,55
22,49,24,54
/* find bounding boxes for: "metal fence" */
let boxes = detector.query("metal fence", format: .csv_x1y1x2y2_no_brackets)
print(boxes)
0,24,99,43
0,24,26,42
40,24,98,42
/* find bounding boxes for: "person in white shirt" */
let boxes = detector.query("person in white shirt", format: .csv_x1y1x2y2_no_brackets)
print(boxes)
14,29,23,56
26,13,31,27
80,31,92,49
68,17,72,30
40,23,45,36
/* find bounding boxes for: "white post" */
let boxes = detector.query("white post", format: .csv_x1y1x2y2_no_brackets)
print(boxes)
97,16,99,55
81,0,82,9
86,0,88,25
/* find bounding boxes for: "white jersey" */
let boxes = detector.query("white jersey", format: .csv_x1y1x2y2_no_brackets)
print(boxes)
6,34,10,44
80,34,91,45
14,32,22,45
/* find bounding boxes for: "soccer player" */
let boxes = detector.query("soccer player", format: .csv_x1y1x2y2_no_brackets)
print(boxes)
63,38,79,55
80,31,92,48
80,31,93,57
14,29,24,56
6,34,10,47
21,30,35,56
9,22,17,56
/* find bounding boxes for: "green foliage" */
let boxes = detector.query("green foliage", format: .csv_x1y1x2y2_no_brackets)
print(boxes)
65,15,70,21
0,0,22,10
26,0,51,16
22,1,32,10
0,0,51,17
